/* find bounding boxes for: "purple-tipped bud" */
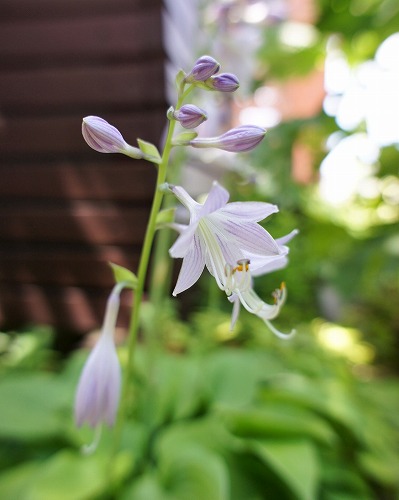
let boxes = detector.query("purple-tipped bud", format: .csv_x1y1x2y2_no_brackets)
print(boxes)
205,73,240,92
185,55,220,83
82,116,142,158
74,284,123,428
190,125,267,153
173,104,208,129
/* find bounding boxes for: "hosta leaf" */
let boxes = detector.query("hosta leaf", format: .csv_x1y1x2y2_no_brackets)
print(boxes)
250,439,319,500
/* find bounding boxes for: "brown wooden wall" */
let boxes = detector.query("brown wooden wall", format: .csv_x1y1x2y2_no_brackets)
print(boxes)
0,0,169,339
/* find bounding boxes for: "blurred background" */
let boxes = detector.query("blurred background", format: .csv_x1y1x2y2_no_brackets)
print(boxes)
0,0,398,498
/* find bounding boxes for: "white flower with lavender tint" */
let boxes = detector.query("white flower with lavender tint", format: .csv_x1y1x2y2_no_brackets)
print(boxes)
74,283,124,429
225,258,295,338
190,125,266,153
169,182,282,296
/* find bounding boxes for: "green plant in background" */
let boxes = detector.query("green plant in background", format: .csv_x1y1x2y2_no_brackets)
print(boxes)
1,0,399,496
0,321,398,499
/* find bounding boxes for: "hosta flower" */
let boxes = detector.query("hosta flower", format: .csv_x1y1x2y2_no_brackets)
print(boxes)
205,72,240,92
190,125,266,153
185,55,220,83
225,259,295,338
173,104,208,129
82,116,143,158
169,182,282,296
74,283,124,428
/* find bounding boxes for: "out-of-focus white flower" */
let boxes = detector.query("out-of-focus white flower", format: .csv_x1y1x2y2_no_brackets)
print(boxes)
74,283,125,428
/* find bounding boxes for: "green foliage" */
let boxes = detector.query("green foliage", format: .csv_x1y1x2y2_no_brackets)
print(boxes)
0,327,398,499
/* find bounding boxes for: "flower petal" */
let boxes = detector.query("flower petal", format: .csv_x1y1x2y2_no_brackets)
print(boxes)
250,254,289,277
228,293,241,330
276,229,299,246
199,182,230,217
170,185,201,215
215,217,281,256
169,220,199,258
172,233,206,295
221,201,278,222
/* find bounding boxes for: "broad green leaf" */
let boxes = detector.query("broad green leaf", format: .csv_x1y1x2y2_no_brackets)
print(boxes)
121,473,165,500
27,450,110,500
250,439,319,500
160,445,229,500
0,461,40,500
204,349,284,407
155,207,176,229
0,374,70,440
135,352,204,426
109,262,138,288
219,405,335,446
137,138,162,163
156,417,233,459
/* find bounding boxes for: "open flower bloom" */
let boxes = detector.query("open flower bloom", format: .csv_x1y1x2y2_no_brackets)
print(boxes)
169,182,297,337
225,259,295,338
169,182,282,295
74,283,124,428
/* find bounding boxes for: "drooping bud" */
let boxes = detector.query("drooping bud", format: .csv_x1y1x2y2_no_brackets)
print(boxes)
82,116,143,158
74,282,127,429
190,125,267,153
173,104,208,129
185,55,220,83
205,73,240,92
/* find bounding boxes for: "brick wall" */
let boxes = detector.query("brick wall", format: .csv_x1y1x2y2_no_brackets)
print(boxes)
0,0,170,336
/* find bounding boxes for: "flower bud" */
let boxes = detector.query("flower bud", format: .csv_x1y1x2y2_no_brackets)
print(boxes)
185,55,220,83
190,125,267,153
82,116,143,158
205,73,240,92
74,284,123,429
173,104,208,129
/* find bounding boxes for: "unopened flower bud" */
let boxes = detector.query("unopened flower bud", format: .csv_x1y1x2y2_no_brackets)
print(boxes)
82,116,142,158
205,73,240,92
190,125,267,153
185,55,220,83
173,104,207,129
74,283,124,429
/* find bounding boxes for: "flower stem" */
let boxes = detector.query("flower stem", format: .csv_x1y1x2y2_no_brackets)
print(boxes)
112,97,182,454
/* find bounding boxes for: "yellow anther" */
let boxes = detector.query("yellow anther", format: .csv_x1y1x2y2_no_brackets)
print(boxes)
233,259,250,274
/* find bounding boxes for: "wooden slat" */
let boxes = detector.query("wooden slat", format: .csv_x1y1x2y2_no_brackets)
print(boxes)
1,0,162,21
0,12,163,66
0,283,134,333
0,245,140,287
0,202,149,244
0,111,166,157
0,161,157,201
0,61,165,113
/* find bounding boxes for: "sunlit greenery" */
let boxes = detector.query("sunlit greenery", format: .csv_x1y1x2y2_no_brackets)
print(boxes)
1,0,398,498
